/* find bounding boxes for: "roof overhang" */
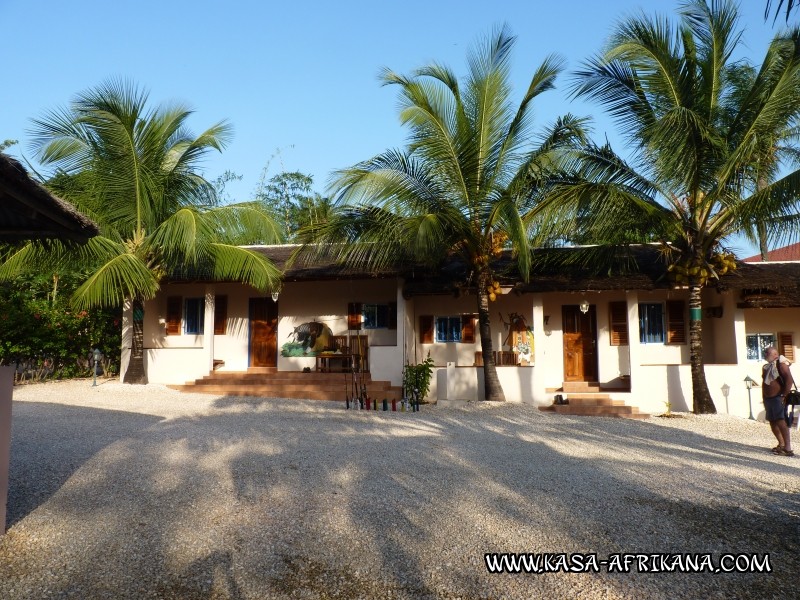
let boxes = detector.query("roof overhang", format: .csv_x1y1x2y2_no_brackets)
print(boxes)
0,153,99,243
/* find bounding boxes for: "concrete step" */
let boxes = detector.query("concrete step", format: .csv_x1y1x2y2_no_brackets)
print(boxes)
200,371,372,382
542,405,650,419
169,384,402,402
172,367,401,402
562,381,601,393
553,404,635,415
189,378,391,391
188,382,392,393
539,388,649,419
561,397,628,407
544,381,631,394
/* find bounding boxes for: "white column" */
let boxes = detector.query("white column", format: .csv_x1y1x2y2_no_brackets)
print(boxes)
531,294,546,405
731,301,748,366
204,287,215,373
119,299,133,382
626,291,642,399
395,279,407,386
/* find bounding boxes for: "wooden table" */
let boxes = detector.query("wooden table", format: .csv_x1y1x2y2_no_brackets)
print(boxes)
315,353,361,373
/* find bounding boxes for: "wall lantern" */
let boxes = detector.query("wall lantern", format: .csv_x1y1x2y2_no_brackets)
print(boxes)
744,375,758,420
579,299,590,314
543,315,552,336
271,291,280,302
92,348,103,387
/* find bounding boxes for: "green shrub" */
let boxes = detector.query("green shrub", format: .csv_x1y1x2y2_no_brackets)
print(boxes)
0,273,121,381
402,354,435,401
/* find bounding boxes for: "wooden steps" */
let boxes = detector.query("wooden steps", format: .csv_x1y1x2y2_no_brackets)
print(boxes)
169,368,402,402
539,381,649,420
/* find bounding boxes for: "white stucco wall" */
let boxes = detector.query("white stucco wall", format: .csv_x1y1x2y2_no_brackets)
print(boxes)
743,307,800,359
117,275,800,417
276,278,405,385
121,279,408,386
411,291,535,367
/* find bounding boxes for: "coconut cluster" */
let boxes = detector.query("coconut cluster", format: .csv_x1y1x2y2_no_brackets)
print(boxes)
666,252,737,286
487,280,503,302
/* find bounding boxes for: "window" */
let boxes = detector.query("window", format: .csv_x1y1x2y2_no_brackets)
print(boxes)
363,304,385,329
638,303,664,344
436,316,463,343
363,304,389,329
747,333,775,361
419,314,475,344
184,298,205,334
349,302,397,330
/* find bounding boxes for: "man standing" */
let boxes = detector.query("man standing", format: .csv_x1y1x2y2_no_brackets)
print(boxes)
762,345,794,457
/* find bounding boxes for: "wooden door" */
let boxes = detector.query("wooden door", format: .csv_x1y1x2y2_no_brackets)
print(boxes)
250,298,278,367
562,305,598,382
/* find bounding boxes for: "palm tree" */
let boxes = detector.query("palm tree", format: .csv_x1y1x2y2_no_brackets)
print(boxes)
539,0,800,413
0,80,282,383
299,25,586,401
765,0,798,22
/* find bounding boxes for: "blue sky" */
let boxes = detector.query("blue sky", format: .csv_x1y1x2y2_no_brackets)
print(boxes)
0,0,788,255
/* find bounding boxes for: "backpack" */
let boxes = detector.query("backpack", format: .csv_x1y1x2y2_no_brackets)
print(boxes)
785,385,800,427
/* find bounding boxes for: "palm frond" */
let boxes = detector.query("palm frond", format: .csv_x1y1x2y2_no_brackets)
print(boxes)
205,244,282,293
71,252,159,310
209,202,284,245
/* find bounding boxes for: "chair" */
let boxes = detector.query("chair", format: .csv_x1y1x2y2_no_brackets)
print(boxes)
330,335,349,353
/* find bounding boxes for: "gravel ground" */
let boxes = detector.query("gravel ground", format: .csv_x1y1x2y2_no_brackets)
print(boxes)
1,380,799,599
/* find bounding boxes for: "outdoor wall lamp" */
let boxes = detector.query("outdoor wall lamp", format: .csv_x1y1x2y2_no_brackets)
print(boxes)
744,375,758,420
543,315,552,336
579,299,590,314
271,291,280,302
92,348,103,387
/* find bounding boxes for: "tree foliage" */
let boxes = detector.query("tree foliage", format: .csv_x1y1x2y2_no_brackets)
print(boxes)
0,271,121,381
255,170,333,239
765,0,799,23
0,79,282,383
538,0,800,413
299,24,586,401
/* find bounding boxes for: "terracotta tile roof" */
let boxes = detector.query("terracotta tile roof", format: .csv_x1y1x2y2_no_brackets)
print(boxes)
742,243,800,263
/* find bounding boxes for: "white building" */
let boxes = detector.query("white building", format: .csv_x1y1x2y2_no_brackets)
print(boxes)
120,245,800,419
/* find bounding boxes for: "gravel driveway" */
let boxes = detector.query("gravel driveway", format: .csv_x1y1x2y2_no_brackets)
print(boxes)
1,380,798,599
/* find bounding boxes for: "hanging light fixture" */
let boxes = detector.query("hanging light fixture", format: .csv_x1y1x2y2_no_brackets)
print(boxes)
579,299,590,314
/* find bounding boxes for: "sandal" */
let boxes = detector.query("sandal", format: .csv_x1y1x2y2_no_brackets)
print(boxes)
778,449,795,457
772,445,784,453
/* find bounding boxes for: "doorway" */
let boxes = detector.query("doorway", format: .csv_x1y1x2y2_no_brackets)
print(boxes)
562,304,598,382
249,297,278,367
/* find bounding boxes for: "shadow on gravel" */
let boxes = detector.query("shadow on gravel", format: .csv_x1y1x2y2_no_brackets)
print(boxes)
2,397,799,599
7,401,162,528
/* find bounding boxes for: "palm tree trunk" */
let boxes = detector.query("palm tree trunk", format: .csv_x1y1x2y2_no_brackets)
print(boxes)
757,220,769,261
477,268,505,401
688,283,715,414
123,298,148,384
757,174,769,261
